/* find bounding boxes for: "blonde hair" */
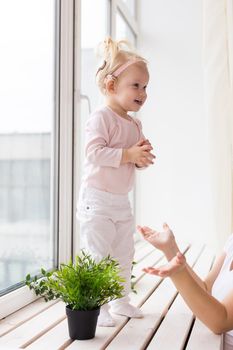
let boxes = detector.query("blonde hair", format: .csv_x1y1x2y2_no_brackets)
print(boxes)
96,37,147,95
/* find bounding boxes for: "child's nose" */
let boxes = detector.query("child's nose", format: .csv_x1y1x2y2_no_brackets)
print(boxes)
140,90,147,98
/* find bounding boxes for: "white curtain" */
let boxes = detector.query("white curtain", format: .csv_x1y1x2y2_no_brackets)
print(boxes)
203,0,233,250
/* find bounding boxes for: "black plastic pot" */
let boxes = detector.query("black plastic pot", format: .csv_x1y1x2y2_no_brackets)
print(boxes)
66,305,100,340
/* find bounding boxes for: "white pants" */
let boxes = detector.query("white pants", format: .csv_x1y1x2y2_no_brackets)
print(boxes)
77,187,135,299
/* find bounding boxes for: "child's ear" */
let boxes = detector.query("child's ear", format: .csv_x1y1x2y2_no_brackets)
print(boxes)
105,79,116,94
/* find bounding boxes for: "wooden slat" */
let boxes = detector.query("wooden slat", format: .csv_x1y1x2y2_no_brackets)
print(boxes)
66,240,182,350
0,299,58,337
148,295,193,350
133,239,147,253
0,243,222,350
65,314,127,350
106,278,178,350
192,246,214,277
186,248,222,350
105,244,204,350
25,319,71,350
133,242,155,263
146,245,214,350
65,273,166,349
0,302,66,348
186,319,223,350
22,241,165,350
132,248,164,284
0,242,158,350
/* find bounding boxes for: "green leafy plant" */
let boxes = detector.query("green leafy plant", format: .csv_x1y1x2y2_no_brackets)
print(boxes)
25,251,125,311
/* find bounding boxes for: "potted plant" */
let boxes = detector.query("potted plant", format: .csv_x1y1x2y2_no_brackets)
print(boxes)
25,252,124,340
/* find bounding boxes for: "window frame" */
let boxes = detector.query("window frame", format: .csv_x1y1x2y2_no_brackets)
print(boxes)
0,0,75,318
115,0,138,35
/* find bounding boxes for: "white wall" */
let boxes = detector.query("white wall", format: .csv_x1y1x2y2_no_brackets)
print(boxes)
136,0,215,248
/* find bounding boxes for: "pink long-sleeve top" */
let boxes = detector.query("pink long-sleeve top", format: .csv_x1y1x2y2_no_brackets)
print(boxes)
81,106,145,194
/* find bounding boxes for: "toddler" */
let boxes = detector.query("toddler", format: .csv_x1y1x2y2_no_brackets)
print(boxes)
77,37,155,327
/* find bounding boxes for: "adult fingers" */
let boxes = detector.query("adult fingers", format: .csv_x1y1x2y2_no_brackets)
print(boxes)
143,267,163,276
163,223,171,231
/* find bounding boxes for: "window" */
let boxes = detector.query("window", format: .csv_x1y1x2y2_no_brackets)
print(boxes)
115,0,138,45
81,0,109,110
0,0,58,296
122,0,136,17
0,0,141,316
116,10,136,44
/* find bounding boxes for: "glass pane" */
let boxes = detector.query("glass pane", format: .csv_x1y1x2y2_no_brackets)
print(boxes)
116,10,136,45
122,0,136,17
0,0,58,295
81,0,108,112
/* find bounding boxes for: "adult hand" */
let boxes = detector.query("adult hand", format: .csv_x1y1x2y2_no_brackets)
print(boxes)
143,252,186,277
137,223,180,260
137,223,175,250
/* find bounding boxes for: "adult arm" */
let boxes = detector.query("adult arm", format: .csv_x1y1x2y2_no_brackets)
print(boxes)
138,224,233,334
169,257,232,334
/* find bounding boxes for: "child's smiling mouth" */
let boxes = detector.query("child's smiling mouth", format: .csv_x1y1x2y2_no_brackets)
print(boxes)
134,99,143,105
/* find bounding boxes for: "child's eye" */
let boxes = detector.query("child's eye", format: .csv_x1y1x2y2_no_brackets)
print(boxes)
132,83,139,88
143,85,147,90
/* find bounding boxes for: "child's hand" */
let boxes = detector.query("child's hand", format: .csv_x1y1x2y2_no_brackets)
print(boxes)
143,252,186,277
140,139,152,147
137,223,175,250
135,139,156,168
123,139,155,166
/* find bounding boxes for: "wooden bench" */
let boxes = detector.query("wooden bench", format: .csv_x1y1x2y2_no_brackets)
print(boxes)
0,240,223,350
